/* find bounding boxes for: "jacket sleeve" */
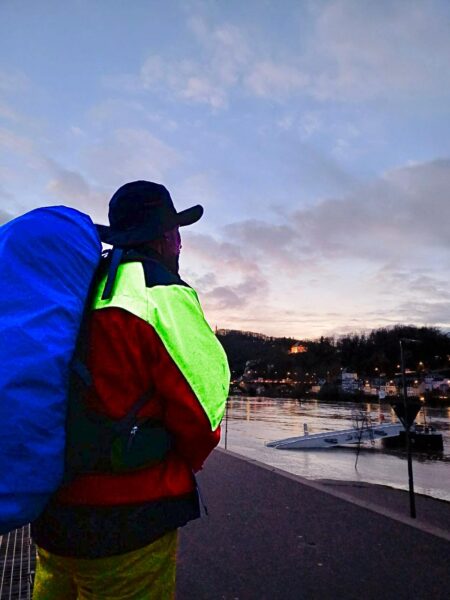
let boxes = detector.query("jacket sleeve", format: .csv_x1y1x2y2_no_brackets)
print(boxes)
145,322,222,472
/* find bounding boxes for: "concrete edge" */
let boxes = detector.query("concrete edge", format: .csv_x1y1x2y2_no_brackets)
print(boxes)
216,447,450,543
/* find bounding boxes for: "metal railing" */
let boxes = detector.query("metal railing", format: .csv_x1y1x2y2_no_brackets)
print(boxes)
0,525,35,599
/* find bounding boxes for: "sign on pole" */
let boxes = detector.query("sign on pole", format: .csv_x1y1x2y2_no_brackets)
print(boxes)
391,400,421,429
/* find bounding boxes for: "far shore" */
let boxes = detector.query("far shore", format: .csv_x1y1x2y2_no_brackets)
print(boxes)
229,390,450,406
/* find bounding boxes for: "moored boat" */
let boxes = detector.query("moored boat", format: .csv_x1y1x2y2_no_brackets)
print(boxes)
266,422,404,450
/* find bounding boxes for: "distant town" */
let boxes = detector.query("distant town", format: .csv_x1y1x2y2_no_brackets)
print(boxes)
217,325,450,403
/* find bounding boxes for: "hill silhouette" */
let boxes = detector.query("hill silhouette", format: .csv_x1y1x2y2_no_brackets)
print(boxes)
217,325,450,381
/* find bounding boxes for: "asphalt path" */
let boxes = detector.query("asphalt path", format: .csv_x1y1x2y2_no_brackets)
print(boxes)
177,448,450,600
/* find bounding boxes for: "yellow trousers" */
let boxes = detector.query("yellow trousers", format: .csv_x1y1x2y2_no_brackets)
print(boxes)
33,530,178,600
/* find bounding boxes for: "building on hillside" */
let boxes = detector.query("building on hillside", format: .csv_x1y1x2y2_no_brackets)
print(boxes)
379,381,398,396
424,376,450,392
407,386,422,397
289,342,308,354
341,371,359,393
363,381,378,395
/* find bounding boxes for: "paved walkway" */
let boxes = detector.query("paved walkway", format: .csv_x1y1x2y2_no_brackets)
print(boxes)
177,449,450,600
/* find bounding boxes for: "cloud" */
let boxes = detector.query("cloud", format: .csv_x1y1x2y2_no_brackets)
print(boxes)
0,68,30,94
82,128,181,188
182,230,269,313
135,17,310,107
70,126,86,138
243,0,450,104
46,162,90,199
136,18,252,109
110,15,310,108
197,158,450,332
0,182,12,198
0,126,107,220
0,100,40,129
205,273,269,310
185,231,258,275
174,172,220,207
298,112,323,139
245,61,309,99
0,181,21,224
140,54,237,109
290,159,450,262
394,300,450,327
101,73,143,95
0,101,23,123
44,160,108,220
88,99,179,135
106,2,450,108
308,0,450,101
88,99,146,123
0,127,35,156
189,271,217,290
181,75,227,109
373,266,450,300
187,15,251,85
0,209,12,225
205,285,245,309
223,219,313,275
0,124,180,226
368,265,450,333
0,184,13,224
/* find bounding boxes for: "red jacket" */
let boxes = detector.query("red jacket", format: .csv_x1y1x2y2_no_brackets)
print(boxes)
56,306,221,506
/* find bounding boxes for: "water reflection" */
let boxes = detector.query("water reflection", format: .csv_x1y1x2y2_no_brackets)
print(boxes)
220,396,450,501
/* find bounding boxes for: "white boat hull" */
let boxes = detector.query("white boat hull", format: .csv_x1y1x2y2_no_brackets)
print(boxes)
266,423,404,450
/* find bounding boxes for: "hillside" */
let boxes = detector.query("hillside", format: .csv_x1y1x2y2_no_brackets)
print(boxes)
217,325,450,380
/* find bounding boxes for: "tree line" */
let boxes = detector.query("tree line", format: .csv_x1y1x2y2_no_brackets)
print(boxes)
217,325,450,380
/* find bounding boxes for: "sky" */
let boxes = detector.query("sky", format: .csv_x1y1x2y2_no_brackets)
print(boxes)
1,0,449,339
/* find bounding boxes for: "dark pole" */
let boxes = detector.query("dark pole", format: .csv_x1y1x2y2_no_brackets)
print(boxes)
400,340,416,519
224,396,229,450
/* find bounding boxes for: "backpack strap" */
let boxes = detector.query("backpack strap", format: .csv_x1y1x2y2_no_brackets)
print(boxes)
71,359,153,432
101,247,124,300
112,386,154,435
71,358,92,387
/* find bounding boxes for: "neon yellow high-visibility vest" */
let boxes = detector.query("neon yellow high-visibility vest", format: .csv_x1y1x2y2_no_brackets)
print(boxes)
92,261,230,431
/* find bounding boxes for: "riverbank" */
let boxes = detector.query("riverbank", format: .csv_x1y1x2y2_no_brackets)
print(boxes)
231,387,450,405
177,448,450,600
221,396,450,502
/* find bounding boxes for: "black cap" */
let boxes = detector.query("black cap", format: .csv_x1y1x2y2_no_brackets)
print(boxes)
96,180,203,247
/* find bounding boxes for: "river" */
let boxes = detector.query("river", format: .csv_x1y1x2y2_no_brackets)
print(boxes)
218,396,450,502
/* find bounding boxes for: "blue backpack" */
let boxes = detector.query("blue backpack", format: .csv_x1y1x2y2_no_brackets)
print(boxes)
0,206,101,534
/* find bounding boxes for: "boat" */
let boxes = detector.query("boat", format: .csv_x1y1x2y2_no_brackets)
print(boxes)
266,422,404,450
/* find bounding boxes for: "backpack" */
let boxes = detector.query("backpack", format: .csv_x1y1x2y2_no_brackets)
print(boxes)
0,206,102,534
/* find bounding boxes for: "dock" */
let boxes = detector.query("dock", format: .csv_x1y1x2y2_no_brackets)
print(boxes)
178,448,450,600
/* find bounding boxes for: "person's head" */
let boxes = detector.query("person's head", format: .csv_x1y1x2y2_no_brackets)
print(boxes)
96,180,203,272
144,226,182,273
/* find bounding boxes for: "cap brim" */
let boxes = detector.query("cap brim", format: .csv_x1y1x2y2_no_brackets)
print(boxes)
176,204,204,227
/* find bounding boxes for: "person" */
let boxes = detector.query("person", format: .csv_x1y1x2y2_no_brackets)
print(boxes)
31,181,230,599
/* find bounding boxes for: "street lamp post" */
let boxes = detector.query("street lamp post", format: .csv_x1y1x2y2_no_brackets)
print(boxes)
399,338,418,519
